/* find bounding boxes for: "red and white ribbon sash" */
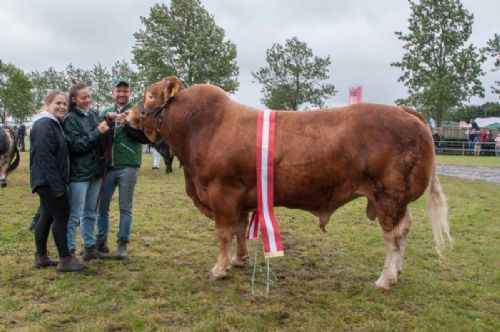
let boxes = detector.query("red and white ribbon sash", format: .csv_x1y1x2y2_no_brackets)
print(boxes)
247,109,284,258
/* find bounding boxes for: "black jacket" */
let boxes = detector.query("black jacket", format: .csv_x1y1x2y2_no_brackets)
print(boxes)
63,107,103,181
30,112,68,195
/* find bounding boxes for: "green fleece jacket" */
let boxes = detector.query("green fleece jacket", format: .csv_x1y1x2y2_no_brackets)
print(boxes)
63,107,103,181
100,102,143,169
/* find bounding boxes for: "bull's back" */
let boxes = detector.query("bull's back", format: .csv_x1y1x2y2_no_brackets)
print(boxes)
272,104,434,210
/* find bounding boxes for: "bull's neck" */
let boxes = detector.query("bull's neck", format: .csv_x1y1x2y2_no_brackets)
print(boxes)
160,102,227,168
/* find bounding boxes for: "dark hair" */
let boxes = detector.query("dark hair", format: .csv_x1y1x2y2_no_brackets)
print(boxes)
68,82,88,111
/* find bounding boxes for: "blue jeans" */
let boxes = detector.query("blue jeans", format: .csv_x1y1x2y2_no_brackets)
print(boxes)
97,167,138,244
67,178,102,251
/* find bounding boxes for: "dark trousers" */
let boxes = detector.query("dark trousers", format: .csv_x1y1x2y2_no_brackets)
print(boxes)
18,135,25,151
35,186,70,258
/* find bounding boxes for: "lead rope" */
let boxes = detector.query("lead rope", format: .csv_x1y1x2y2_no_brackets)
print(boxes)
249,240,277,296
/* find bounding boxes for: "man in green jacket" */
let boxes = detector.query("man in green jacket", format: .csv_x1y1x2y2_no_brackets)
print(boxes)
96,77,148,259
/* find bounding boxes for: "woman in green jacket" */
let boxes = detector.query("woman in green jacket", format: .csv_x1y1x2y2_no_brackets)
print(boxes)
63,83,109,260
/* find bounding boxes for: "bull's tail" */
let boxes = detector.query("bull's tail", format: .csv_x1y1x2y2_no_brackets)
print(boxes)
427,162,452,257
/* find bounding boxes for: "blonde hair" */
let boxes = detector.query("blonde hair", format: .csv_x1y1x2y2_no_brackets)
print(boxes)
44,90,67,106
34,90,66,114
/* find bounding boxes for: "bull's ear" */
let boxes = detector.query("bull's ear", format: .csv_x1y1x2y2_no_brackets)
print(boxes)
162,76,183,100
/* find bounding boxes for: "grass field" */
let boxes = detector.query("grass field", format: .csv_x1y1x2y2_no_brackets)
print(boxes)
0,152,499,331
436,154,500,167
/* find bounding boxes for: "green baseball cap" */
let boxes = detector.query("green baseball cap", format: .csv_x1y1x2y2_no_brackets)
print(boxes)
113,77,130,87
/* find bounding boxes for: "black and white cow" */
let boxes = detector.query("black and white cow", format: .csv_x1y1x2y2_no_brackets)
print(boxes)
0,125,20,187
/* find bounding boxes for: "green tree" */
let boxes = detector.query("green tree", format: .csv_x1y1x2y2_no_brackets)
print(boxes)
392,0,484,126
65,63,92,86
132,0,239,92
483,33,500,97
90,63,112,111
252,36,336,110
29,67,68,109
446,102,500,122
0,60,34,123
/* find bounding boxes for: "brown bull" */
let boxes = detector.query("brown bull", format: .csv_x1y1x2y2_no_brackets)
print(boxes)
125,77,451,290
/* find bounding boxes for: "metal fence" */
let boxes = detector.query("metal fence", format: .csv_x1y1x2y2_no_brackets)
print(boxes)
434,141,499,156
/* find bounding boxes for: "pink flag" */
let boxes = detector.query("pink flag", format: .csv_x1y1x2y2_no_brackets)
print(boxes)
349,86,363,105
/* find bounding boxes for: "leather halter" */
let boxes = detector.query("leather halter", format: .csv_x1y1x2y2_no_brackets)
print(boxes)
137,98,172,133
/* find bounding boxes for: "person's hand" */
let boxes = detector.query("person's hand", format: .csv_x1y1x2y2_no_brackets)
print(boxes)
115,113,126,124
55,192,64,198
105,112,118,121
97,121,110,133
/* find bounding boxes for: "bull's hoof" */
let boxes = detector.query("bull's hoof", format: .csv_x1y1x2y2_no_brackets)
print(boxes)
375,279,391,290
0,183,6,188
375,276,396,290
230,256,247,268
207,270,228,280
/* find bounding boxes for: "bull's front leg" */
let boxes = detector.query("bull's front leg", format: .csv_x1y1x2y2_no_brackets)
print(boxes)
231,212,249,268
209,222,233,280
207,184,245,280
0,157,7,187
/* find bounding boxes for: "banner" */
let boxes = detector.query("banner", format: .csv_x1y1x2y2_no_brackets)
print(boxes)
349,86,363,105
247,109,284,258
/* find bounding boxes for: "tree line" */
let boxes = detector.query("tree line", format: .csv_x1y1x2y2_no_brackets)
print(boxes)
0,0,499,126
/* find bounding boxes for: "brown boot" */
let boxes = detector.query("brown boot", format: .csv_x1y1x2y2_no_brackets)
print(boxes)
57,256,87,272
82,245,108,261
96,239,109,254
33,253,58,268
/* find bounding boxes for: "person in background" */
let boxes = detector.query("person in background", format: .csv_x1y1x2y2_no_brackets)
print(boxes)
64,83,109,260
470,119,479,131
151,144,161,170
480,128,489,156
486,129,494,156
432,131,444,153
17,123,26,152
473,132,482,156
487,129,494,141
29,90,86,272
97,77,149,259
495,133,500,156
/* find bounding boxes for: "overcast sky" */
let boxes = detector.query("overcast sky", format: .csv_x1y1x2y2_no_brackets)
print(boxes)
1,0,498,108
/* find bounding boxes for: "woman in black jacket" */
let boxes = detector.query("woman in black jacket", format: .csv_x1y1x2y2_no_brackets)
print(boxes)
30,90,86,272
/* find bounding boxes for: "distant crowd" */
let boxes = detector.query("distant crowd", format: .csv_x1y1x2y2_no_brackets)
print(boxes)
432,119,500,156
464,119,499,156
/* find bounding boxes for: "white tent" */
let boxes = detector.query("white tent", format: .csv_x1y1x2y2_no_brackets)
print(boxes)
474,117,500,128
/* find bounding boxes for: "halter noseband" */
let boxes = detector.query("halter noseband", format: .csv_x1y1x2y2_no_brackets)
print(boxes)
137,98,172,133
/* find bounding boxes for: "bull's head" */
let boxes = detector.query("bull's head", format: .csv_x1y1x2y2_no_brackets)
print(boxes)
125,76,183,142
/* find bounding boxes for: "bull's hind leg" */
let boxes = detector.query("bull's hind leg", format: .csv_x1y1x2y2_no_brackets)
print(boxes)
231,215,249,267
231,212,249,267
396,209,411,273
375,208,411,290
